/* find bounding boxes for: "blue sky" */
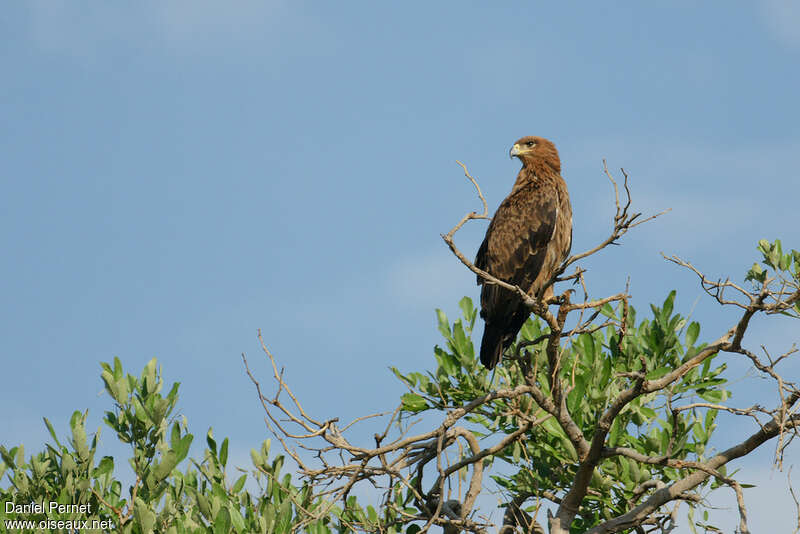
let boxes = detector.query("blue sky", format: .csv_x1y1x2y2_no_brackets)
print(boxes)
2,1,799,531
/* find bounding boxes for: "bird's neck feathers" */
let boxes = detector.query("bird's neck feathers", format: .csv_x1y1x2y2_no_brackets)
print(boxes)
523,147,561,175
512,153,561,192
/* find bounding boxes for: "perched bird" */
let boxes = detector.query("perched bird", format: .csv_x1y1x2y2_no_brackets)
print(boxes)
475,136,573,369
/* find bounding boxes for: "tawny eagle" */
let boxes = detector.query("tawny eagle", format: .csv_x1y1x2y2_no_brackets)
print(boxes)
475,136,573,369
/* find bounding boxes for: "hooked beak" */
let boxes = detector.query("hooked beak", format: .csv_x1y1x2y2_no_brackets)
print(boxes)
509,143,521,159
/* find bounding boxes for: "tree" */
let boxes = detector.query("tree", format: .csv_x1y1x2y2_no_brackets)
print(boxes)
241,163,800,533
2,163,798,534
1,358,336,533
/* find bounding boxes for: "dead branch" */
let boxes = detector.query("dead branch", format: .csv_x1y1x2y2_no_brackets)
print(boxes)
789,467,800,534
561,162,670,273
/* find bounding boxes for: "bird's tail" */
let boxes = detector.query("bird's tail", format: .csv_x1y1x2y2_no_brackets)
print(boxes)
479,323,506,369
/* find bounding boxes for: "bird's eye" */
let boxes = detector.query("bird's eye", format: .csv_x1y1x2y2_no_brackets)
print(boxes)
526,141,536,147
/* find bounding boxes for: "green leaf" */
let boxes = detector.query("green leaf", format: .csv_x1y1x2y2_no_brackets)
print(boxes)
390,366,415,388
175,435,193,463
745,262,766,283
214,507,231,534
704,407,718,431
687,504,698,534
451,320,474,363
579,333,596,359
609,417,621,447
662,290,676,321
170,421,181,448
229,505,246,532
567,375,586,415
367,505,378,523
692,421,706,442
779,251,791,271
599,356,612,387
249,448,263,470
638,406,656,420
434,346,458,376
220,437,229,467
101,370,120,401
541,417,566,440
207,428,217,456
153,450,178,481
134,497,157,533
232,474,247,493
685,322,700,347
113,356,123,380
166,381,180,403
70,410,89,460
520,317,543,341
401,393,428,413
93,456,114,477
436,309,450,339
458,296,477,331
697,388,726,403
141,357,159,394
600,302,616,319
43,417,64,449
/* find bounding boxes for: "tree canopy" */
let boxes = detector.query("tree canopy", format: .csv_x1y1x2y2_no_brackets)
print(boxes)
2,166,799,533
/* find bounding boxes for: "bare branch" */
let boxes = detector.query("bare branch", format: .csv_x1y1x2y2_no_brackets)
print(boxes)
789,467,800,534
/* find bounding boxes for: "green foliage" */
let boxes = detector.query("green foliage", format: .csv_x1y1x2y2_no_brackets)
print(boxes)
4,239,794,533
392,293,732,531
746,238,800,282
745,239,800,319
0,358,346,533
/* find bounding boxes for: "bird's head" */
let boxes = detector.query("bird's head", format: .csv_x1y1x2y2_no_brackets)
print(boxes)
509,136,560,173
